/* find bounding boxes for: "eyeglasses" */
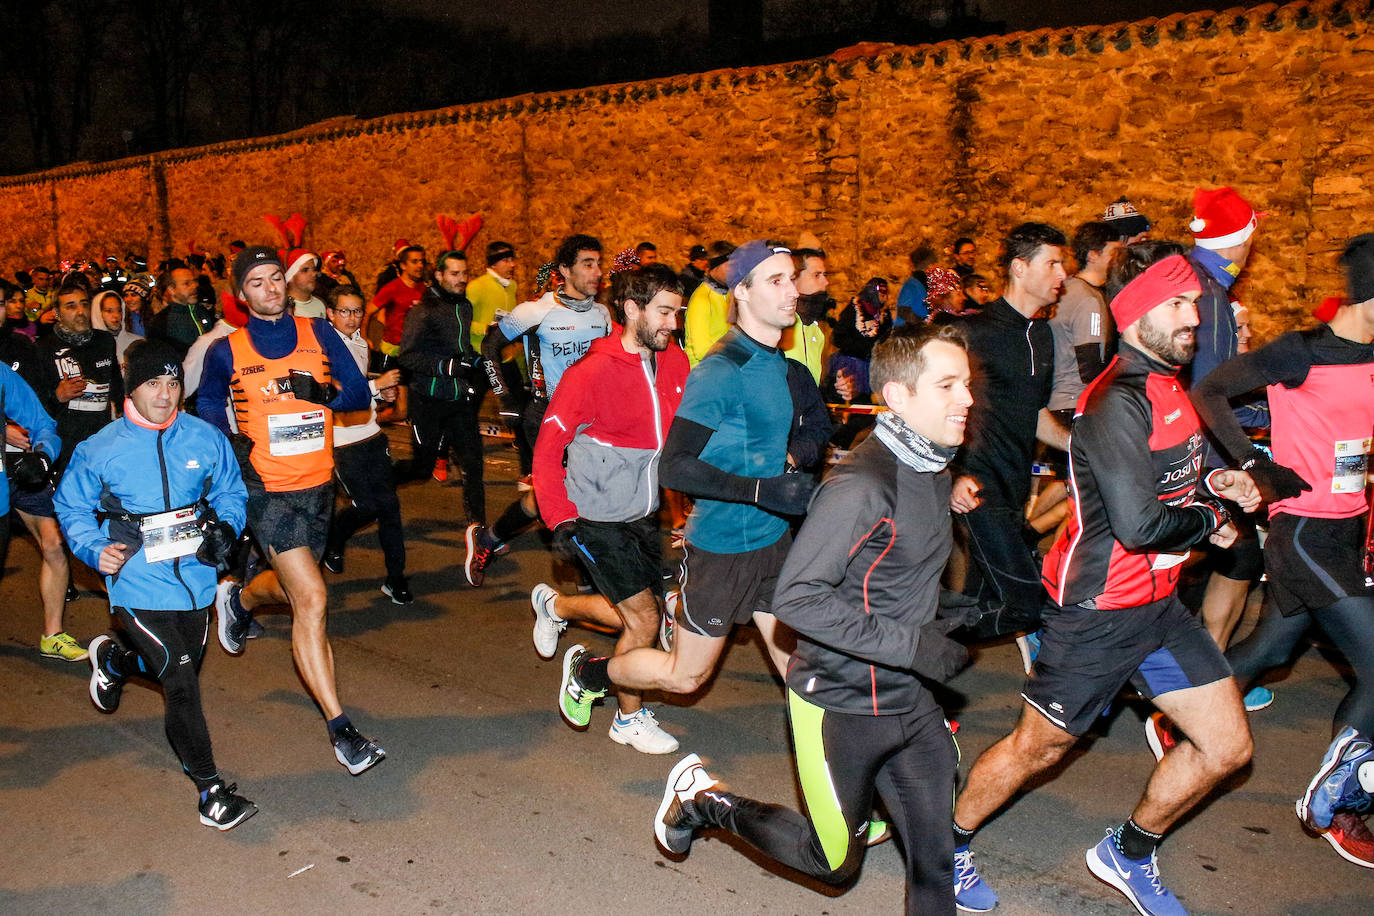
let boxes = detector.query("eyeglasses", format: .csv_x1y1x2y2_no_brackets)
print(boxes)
331,308,364,317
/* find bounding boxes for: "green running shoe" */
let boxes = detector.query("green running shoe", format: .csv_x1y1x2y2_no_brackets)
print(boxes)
559,644,606,728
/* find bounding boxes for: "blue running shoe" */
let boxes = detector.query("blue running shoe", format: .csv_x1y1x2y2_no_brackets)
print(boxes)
1243,685,1274,712
953,846,999,912
1085,830,1186,916
1298,726,1374,831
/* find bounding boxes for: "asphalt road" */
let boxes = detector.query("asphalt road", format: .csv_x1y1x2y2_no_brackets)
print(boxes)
1,437,1369,915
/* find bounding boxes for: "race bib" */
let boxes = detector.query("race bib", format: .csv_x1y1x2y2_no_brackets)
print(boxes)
1150,551,1189,572
69,381,110,412
1331,437,1372,494
140,507,203,563
267,410,327,456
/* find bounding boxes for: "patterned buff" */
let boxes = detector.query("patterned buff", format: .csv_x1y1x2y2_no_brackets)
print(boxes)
1108,253,1201,331
874,411,959,473
925,267,962,301
610,247,641,276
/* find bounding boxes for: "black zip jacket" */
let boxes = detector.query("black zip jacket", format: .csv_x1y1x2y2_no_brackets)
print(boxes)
773,433,952,715
399,286,482,402
953,297,1055,509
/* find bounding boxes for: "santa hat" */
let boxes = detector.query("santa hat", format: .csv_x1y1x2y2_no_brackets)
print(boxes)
393,238,411,257
283,248,317,283
1189,187,1265,250
221,291,249,327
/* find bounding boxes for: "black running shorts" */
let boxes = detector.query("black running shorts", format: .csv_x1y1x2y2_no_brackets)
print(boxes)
1265,513,1372,617
1022,593,1232,736
7,480,56,518
571,515,663,606
676,533,791,639
246,481,334,558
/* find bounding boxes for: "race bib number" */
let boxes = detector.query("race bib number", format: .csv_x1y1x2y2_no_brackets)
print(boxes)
1331,437,1372,494
69,380,110,412
140,507,203,563
267,410,327,456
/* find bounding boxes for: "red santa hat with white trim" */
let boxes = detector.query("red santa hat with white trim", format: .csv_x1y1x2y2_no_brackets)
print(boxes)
1189,187,1265,250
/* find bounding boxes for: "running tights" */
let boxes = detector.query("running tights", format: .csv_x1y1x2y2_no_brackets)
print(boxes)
693,691,957,916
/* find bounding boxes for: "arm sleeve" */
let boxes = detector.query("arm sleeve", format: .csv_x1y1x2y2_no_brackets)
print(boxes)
772,472,926,669
1191,334,1308,463
52,442,111,570
194,337,235,436
1074,343,1108,385
315,318,369,412
481,323,515,367
206,426,248,535
660,417,758,503
1074,388,1215,552
532,365,589,530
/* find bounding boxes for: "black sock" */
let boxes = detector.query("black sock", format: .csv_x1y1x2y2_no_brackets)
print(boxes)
577,654,613,692
327,713,352,741
193,772,221,797
953,821,976,849
1115,818,1162,860
490,498,536,544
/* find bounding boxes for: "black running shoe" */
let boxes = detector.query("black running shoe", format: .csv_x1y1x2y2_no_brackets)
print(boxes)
216,580,251,655
381,577,413,605
199,782,258,831
464,523,493,588
65,583,79,603
333,724,387,775
322,550,345,574
87,635,125,713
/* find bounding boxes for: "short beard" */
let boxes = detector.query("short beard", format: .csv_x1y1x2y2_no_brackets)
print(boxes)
1137,313,1195,365
634,320,669,352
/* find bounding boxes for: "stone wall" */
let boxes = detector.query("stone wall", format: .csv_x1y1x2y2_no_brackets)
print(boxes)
2,1,1372,339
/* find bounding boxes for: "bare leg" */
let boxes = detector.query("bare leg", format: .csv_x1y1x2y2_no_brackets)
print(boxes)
18,511,69,637
268,546,342,720
607,628,727,695
607,589,661,715
1200,573,1251,649
953,703,1078,832
752,610,796,678
551,593,621,630
1133,678,1251,833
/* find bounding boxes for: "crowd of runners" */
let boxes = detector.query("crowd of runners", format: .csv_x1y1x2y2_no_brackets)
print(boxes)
0,185,1371,915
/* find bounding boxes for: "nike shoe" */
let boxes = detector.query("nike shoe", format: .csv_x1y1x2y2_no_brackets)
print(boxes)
654,753,717,855
660,590,679,652
609,708,679,755
40,631,89,662
1145,712,1181,763
1298,727,1374,831
865,819,891,847
216,580,251,655
1243,685,1274,712
530,583,566,659
381,577,414,606
1086,830,1187,916
322,549,345,574
953,846,999,912
464,523,494,588
333,724,387,775
199,781,258,831
87,635,125,713
1320,811,1374,869
558,645,606,728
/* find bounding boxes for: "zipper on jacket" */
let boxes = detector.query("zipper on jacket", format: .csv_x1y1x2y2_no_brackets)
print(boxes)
641,353,663,519
1026,325,1036,375
157,428,198,612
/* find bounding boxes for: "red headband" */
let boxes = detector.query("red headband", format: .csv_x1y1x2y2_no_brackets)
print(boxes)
1109,254,1200,330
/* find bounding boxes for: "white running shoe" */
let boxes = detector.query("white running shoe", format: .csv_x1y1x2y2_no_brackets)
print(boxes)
530,583,566,659
610,707,680,755
655,753,718,854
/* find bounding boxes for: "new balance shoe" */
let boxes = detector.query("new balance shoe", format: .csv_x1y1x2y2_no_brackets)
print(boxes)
660,590,679,652
87,635,125,713
199,781,258,831
381,577,414,605
1320,811,1374,869
333,724,387,775
655,753,717,855
558,645,606,728
530,583,566,659
953,846,999,912
464,523,494,587
322,549,345,574
1298,726,1374,831
1085,830,1187,916
610,708,679,754
1145,712,1182,763
40,631,89,662
1243,685,1274,712
216,580,251,655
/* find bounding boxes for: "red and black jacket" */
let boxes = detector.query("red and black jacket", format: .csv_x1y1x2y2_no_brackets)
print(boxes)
1043,343,1227,610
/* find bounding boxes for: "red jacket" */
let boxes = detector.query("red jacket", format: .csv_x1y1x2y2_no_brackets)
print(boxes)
534,331,689,529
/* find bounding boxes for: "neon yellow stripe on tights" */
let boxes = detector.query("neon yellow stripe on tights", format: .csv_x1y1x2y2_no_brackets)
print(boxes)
788,690,850,871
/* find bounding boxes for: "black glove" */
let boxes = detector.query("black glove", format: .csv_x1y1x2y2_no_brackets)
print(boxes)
1191,496,1231,535
754,472,817,516
287,370,336,405
195,507,236,568
227,433,262,487
911,617,971,682
551,522,580,564
437,357,469,378
1242,451,1312,504
9,451,52,492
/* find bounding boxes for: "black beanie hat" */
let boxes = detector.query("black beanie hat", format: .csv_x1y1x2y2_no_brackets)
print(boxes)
1339,233,1374,305
486,241,515,266
124,338,184,391
233,245,282,294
